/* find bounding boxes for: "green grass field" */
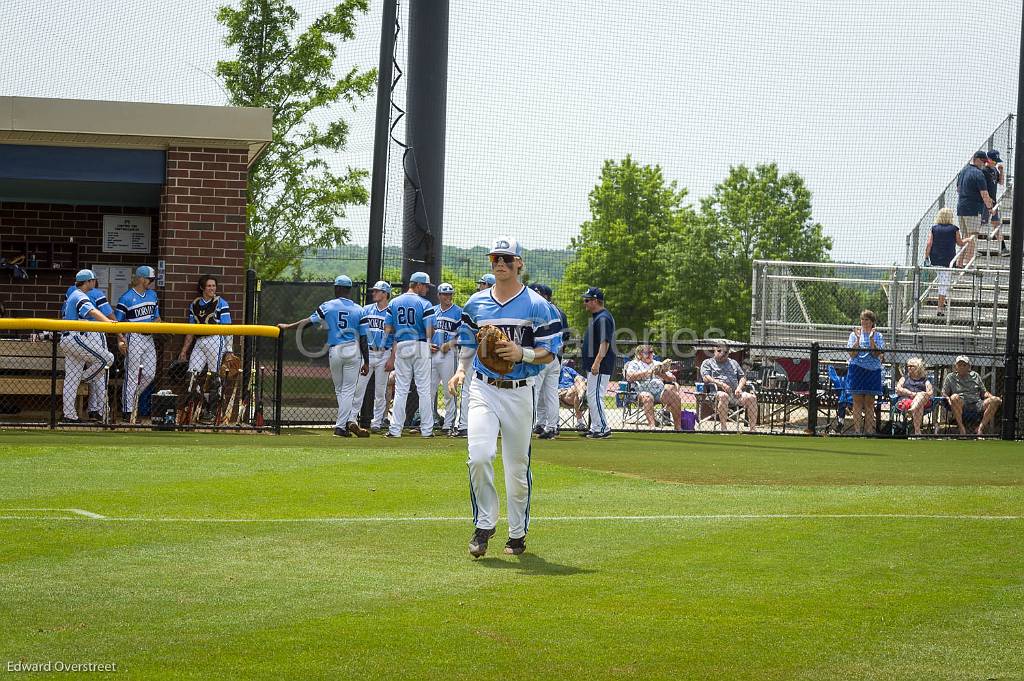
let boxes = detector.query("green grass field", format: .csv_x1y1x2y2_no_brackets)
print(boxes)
0,430,1021,680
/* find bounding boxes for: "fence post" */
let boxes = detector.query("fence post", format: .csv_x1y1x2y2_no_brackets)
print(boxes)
242,269,258,422
274,330,284,435
807,342,819,436
49,332,58,429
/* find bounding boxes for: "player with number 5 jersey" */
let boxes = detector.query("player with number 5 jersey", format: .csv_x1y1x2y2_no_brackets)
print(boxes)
278,275,369,437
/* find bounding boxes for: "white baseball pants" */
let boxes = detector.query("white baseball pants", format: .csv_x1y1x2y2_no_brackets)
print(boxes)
188,334,232,374
352,348,390,428
329,342,363,428
122,333,156,415
533,358,560,431
467,377,534,539
389,340,434,436
60,332,113,420
457,368,475,430
586,372,611,434
431,349,459,430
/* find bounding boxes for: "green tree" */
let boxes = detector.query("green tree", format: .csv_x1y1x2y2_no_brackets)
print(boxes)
216,0,376,279
556,156,695,335
667,163,832,340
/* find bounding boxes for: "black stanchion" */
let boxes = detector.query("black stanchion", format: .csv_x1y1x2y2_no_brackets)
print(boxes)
274,330,284,435
807,342,819,435
49,332,58,429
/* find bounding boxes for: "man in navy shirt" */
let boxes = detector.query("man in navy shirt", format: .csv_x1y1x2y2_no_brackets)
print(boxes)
956,151,995,265
580,287,615,438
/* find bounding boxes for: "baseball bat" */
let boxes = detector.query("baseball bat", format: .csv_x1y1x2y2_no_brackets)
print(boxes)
130,366,143,425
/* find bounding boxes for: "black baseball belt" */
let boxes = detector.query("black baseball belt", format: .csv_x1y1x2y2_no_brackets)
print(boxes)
475,370,528,389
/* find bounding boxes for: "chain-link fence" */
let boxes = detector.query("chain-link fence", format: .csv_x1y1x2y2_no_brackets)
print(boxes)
0,320,282,431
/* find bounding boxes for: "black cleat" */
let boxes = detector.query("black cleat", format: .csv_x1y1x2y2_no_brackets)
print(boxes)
333,427,351,437
538,429,557,440
347,421,370,438
87,410,103,422
504,537,526,555
450,428,468,438
586,430,612,439
532,425,544,436
468,527,496,558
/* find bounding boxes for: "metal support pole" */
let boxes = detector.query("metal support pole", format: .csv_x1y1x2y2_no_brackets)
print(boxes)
274,331,284,435
49,332,58,429
807,342,819,436
1001,22,1024,439
366,0,398,291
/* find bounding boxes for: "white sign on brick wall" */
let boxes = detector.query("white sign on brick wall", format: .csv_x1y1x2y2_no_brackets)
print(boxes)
102,215,152,254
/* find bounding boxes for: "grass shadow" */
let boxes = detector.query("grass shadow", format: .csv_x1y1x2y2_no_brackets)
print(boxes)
613,435,887,457
474,552,596,576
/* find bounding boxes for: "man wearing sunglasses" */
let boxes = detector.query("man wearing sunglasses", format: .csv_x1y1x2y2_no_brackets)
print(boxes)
114,265,162,422
448,237,561,558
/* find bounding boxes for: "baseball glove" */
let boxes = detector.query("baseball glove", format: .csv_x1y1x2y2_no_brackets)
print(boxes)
476,325,516,376
220,354,242,380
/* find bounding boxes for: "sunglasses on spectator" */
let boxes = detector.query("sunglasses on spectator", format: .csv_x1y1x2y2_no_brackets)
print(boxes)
488,254,516,265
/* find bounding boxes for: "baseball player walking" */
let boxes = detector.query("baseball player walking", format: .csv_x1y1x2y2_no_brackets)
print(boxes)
178,274,235,422
581,287,616,438
115,265,161,421
529,284,564,439
452,273,497,437
448,237,561,558
60,269,116,423
430,282,463,432
385,272,436,438
352,281,394,433
279,275,369,437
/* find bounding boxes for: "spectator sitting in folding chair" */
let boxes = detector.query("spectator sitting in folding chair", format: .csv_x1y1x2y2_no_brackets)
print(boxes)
557,361,588,432
942,355,1001,436
624,345,682,430
700,341,757,433
894,357,934,436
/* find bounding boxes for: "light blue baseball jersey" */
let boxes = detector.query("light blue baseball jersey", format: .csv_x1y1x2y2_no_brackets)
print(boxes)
115,288,161,322
458,285,560,380
360,302,393,350
187,296,232,324
545,301,564,357
310,297,367,346
385,291,435,342
63,286,113,318
63,288,97,321
430,303,463,346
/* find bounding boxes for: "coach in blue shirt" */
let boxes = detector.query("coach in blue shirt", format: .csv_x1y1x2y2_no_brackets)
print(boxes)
580,287,615,438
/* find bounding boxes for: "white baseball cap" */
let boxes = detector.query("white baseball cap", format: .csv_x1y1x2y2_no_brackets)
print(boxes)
488,236,522,258
410,272,432,285
437,282,455,294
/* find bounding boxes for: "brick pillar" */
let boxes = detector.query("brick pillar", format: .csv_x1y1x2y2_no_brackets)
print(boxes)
158,147,248,326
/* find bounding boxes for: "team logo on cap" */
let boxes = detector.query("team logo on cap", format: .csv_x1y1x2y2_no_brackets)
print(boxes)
495,239,510,250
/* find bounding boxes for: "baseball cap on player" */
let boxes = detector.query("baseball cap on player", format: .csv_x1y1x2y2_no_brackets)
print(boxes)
334,275,353,287
410,272,432,286
135,265,156,279
437,282,455,294
540,284,553,297
988,150,1003,163
582,286,604,301
488,236,522,258
75,269,97,282
528,283,542,293
973,150,989,161
476,273,496,286
370,280,392,294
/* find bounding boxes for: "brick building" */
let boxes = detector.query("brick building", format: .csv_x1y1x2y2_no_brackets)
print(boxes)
0,96,271,322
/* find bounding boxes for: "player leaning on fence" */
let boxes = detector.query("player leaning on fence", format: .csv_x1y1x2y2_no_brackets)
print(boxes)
448,236,561,558
60,269,116,423
278,275,370,438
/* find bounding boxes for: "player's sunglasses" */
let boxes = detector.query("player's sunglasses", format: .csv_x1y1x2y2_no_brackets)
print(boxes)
488,254,515,265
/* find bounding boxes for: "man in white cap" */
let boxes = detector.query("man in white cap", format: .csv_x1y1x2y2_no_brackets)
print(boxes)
60,269,116,423
384,272,436,437
941,355,1001,436
114,265,162,422
352,280,394,433
449,236,561,558
429,282,463,432
279,275,370,437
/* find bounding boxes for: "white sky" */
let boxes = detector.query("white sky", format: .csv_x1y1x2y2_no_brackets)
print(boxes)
1,0,1020,264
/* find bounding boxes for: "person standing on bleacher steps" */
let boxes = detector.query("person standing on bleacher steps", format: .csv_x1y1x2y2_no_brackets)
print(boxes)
60,269,116,423
115,266,161,421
